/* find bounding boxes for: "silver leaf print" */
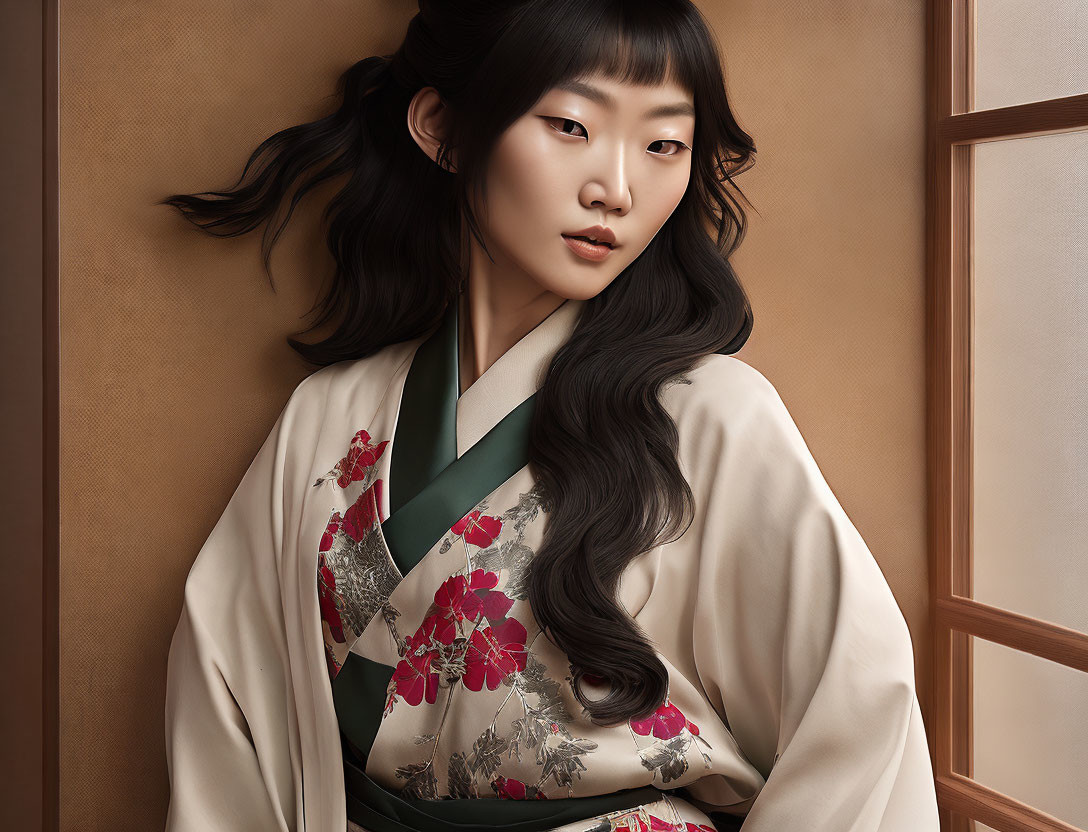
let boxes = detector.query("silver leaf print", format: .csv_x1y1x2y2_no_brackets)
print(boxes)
394,760,438,800
322,520,401,639
538,737,598,790
467,725,508,778
446,752,477,798
638,735,691,784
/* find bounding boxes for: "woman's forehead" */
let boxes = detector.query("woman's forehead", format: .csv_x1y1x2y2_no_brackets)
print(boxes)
542,74,695,112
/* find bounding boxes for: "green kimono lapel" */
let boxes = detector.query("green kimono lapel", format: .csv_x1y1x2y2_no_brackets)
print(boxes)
381,297,536,579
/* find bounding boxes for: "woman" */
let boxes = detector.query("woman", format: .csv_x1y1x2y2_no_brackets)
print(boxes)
161,1,940,830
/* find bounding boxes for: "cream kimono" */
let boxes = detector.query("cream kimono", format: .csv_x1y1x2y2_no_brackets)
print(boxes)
164,296,940,832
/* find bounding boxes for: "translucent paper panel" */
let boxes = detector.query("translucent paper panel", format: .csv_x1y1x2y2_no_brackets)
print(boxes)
960,635,1088,827
971,130,1088,634
975,0,1088,111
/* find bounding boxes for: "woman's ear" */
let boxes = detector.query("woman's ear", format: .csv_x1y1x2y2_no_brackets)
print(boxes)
406,86,457,173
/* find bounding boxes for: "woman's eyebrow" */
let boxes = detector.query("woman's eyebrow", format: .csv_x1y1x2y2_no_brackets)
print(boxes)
554,79,695,119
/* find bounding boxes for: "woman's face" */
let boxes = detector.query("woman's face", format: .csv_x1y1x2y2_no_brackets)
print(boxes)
470,71,696,301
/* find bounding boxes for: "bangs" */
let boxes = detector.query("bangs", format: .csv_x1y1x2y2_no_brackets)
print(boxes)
557,1,702,95
462,0,715,126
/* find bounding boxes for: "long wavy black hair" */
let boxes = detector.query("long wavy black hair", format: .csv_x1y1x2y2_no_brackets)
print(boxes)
160,0,756,726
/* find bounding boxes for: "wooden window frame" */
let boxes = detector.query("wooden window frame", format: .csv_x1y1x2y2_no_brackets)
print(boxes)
927,1,1088,830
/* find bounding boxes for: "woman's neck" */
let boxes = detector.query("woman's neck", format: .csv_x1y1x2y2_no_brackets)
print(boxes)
456,268,565,398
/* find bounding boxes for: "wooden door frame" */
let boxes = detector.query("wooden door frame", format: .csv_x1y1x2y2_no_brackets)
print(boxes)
927,1,1088,829
0,0,59,830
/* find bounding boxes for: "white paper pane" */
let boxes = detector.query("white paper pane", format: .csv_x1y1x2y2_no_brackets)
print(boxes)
972,130,1088,635
975,0,1088,111
968,636,1088,827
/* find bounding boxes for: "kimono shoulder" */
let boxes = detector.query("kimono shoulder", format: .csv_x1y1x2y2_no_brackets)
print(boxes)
293,339,423,441
164,337,422,832
664,352,859,525
276,339,425,484
646,352,939,829
665,353,802,463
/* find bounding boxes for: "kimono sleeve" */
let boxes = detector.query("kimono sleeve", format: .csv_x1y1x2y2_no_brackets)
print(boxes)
164,384,308,832
688,366,939,831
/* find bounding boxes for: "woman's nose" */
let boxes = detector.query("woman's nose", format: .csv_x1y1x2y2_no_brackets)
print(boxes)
581,150,633,215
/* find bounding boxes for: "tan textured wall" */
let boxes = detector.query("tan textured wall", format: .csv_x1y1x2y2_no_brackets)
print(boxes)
58,2,414,828
705,0,931,721
58,1,928,828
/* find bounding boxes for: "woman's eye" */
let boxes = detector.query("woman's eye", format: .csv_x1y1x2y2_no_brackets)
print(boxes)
544,117,588,139
543,117,689,156
648,139,691,157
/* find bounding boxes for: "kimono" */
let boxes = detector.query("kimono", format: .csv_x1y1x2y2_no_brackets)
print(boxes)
164,295,940,832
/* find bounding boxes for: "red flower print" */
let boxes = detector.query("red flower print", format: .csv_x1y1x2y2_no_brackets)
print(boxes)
451,510,503,548
391,649,436,707
392,569,523,707
432,569,513,626
317,551,345,643
391,613,458,706
391,631,434,706
491,775,547,800
434,570,491,622
333,429,390,488
477,585,515,621
341,480,384,540
419,611,458,646
320,514,341,552
463,617,528,691
630,701,700,741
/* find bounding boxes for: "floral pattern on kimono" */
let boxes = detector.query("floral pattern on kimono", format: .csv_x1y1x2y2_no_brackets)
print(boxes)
313,428,399,680
316,435,715,803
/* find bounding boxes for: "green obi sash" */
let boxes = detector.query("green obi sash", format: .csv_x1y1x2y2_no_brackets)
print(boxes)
331,299,665,831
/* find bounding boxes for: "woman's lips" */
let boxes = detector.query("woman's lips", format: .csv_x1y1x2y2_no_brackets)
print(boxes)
562,234,615,262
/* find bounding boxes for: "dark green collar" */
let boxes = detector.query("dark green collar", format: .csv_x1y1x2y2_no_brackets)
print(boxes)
381,299,536,579
387,300,460,518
